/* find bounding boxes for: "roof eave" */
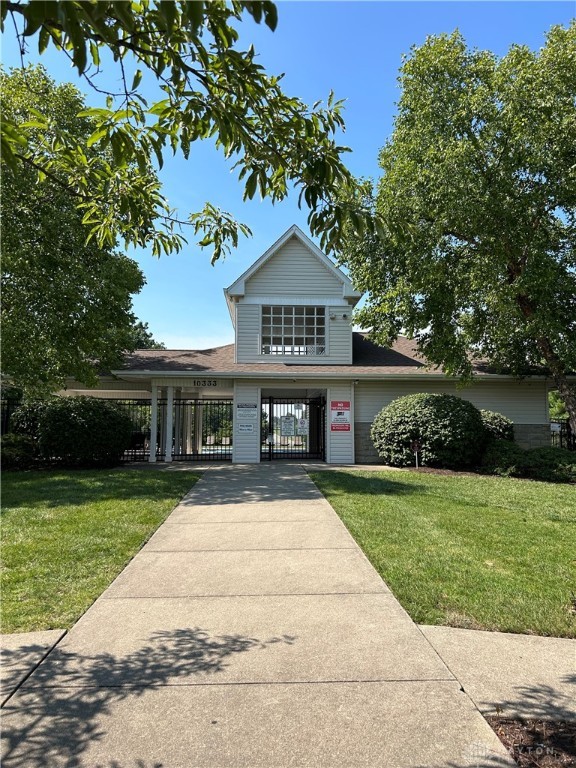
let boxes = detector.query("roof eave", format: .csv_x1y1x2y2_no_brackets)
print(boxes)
225,224,361,303
111,369,554,382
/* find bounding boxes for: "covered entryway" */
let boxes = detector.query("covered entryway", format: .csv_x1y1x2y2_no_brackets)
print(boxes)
260,397,326,461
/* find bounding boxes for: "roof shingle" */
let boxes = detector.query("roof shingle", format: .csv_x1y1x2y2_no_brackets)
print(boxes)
117,334,496,377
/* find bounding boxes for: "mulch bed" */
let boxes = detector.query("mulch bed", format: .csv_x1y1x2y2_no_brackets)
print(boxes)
486,717,576,767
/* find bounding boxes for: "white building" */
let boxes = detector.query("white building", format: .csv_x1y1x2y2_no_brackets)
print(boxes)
67,225,551,463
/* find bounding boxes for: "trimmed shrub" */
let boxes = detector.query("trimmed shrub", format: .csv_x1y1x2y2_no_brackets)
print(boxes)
480,439,525,477
480,409,514,442
1,433,37,469
11,398,54,449
519,446,576,483
39,397,133,467
370,393,486,468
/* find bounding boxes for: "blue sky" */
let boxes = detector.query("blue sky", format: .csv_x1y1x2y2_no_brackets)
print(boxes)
4,1,574,349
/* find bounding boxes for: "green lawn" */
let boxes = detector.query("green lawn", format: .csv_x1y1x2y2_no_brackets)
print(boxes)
1,469,199,633
310,469,576,638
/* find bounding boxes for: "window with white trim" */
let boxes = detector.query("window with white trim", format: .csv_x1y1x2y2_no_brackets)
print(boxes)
261,305,326,356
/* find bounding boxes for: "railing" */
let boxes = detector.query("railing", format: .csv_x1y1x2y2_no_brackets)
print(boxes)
113,398,233,462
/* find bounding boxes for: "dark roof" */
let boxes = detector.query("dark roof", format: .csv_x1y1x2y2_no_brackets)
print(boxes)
117,333,497,377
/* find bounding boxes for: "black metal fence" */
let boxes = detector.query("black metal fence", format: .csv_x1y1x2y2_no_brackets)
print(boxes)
116,398,233,462
1,399,18,435
261,397,326,461
171,398,233,461
550,419,574,451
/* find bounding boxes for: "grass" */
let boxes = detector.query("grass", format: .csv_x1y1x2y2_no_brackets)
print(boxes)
310,469,576,638
1,469,199,633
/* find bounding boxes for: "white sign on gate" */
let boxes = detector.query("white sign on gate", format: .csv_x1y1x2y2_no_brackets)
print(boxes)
297,418,309,436
280,415,295,436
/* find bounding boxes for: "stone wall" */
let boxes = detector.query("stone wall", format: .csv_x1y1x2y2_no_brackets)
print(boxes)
354,422,383,464
513,424,551,450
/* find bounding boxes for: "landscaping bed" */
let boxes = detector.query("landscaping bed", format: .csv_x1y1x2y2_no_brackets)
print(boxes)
487,717,576,767
310,469,575,637
1,469,199,632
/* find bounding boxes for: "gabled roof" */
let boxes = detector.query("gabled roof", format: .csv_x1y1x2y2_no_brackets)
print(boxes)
225,224,362,302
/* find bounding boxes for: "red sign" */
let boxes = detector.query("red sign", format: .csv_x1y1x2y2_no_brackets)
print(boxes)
330,400,351,432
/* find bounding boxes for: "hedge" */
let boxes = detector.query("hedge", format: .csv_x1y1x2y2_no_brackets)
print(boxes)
370,393,486,468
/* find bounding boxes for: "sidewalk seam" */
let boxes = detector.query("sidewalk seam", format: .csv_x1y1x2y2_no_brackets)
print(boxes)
0,630,67,709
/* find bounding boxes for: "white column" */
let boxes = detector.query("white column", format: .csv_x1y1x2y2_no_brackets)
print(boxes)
173,388,182,457
185,403,193,454
193,400,203,455
165,385,174,463
149,383,158,463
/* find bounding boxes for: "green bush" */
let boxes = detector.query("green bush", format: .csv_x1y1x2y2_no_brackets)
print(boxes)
39,397,133,467
480,409,514,442
480,439,525,477
1,433,37,469
11,398,53,445
370,393,486,468
519,446,576,483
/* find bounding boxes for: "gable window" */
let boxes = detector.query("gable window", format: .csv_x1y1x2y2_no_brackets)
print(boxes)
261,305,326,356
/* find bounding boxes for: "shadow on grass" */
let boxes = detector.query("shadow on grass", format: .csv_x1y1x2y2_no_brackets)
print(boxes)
0,469,199,510
309,470,426,497
1,627,296,767
3,467,423,510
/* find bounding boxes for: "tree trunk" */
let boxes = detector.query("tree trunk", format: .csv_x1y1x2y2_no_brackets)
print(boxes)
536,337,576,436
512,289,576,436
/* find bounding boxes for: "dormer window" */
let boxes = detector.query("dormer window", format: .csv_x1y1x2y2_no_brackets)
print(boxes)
261,305,326,356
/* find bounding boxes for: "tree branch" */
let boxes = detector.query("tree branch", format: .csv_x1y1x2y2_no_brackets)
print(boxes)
14,153,87,198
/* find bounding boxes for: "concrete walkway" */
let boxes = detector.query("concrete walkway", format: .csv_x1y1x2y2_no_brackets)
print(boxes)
2,464,515,767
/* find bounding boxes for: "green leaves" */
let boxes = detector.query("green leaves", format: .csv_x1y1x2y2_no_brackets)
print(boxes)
2,1,372,263
189,204,253,265
339,23,576,424
1,66,149,391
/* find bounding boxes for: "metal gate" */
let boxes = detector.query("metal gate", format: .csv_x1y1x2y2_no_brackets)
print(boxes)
261,397,326,461
117,399,233,462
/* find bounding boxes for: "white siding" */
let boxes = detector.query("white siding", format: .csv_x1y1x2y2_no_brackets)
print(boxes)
235,304,260,361
232,382,261,463
327,383,355,464
244,237,343,297
355,380,549,425
327,316,353,364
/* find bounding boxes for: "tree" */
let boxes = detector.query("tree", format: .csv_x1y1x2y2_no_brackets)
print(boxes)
127,320,166,350
1,1,371,261
340,24,576,432
548,390,569,420
1,66,145,390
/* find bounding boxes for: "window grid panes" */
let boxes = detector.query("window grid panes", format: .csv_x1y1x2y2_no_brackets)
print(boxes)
261,306,326,356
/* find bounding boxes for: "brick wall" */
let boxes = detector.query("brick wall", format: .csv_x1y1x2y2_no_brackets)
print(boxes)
354,422,383,464
513,424,551,450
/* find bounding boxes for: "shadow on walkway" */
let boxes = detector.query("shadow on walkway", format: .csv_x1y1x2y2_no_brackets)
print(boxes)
1,627,296,767
179,468,424,506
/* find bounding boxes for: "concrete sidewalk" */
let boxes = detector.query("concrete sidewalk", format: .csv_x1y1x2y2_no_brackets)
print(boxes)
2,463,515,767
